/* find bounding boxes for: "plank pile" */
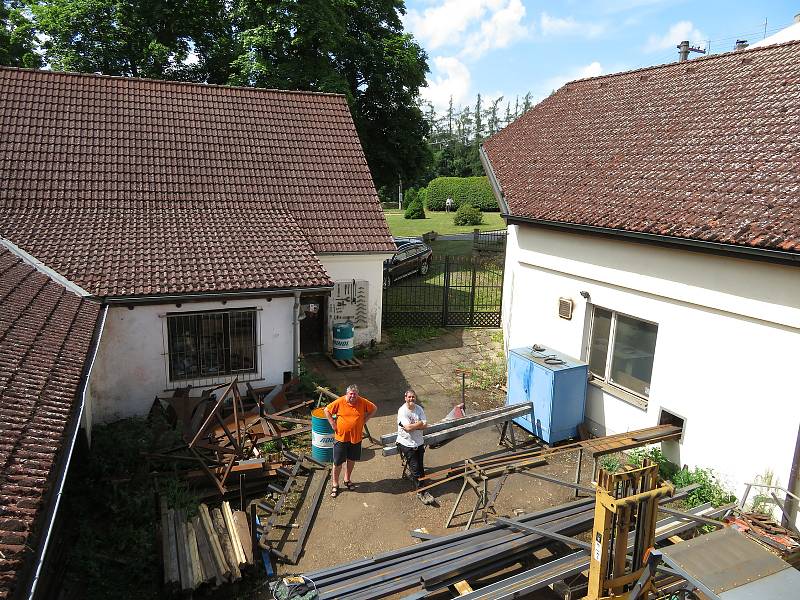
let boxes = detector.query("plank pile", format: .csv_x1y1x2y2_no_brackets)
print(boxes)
160,499,254,592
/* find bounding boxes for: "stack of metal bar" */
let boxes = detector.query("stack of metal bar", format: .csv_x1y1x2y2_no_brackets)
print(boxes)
303,485,726,599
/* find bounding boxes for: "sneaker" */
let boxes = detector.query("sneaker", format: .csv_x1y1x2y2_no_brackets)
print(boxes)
417,492,436,506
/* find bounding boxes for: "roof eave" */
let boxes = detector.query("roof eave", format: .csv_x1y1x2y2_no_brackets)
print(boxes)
505,215,800,267
103,284,335,305
479,146,510,215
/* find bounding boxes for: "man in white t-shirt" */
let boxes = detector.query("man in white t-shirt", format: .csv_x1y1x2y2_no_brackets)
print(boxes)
396,389,427,494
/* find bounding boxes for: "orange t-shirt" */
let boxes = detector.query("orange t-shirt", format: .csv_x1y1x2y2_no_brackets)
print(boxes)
326,395,376,443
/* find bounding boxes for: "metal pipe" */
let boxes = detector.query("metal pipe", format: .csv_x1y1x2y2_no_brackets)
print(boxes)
292,291,301,375
786,423,800,528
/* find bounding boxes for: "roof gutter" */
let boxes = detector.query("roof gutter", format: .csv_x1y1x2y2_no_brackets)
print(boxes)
479,145,510,215
103,285,334,305
24,302,108,600
504,215,800,267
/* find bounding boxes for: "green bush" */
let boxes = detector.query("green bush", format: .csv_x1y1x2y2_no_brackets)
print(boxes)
626,446,679,480
426,176,498,211
671,467,736,508
404,188,425,219
418,186,428,208
454,203,483,226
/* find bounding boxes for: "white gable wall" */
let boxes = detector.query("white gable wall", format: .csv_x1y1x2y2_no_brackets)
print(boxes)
319,253,390,348
87,296,295,425
504,224,800,498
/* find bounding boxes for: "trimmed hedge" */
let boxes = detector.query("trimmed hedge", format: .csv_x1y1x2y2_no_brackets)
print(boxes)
453,203,483,226
426,176,498,211
403,188,425,219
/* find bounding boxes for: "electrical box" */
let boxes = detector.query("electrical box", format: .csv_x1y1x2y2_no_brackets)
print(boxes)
506,345,588,444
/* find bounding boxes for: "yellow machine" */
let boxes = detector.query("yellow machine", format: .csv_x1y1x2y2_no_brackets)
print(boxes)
585,460,674,600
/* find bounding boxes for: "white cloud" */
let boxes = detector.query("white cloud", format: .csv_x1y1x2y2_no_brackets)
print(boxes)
644,21,707,52
539,12,606,38
536,61,604,101
420,56,472,112
404,0,529,58
461,0,529,59
404,0,495,51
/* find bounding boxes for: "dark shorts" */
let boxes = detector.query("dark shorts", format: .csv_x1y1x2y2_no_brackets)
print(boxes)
333,440,362,465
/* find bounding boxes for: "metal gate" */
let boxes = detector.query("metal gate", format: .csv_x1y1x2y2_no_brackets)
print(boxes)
382,254,504,327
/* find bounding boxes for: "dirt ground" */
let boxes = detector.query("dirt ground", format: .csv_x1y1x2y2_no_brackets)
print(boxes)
270,329,596,598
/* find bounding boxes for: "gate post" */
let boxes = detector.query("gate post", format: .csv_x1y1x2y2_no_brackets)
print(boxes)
469,256,478,326
442,254,451,326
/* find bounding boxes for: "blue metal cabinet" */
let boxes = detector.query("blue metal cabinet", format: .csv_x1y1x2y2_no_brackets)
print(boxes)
506,345,588,444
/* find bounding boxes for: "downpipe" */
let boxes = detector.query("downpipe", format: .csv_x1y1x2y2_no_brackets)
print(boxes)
292,292,301,375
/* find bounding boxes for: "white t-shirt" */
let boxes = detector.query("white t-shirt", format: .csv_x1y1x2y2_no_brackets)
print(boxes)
397,404,427,448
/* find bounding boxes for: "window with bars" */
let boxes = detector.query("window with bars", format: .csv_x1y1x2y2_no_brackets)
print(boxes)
166,309,257,381
588,307,658,401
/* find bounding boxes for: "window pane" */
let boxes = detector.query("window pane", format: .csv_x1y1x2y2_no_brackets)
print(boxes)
230,311,256,372
588,307,612,378
610,315,658,397
167,309,257,381
199,313,226,375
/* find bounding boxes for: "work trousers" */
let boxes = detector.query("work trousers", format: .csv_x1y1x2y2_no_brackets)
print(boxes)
398,444,425,487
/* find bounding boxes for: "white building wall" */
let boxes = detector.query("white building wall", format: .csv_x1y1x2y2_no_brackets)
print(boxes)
89,296,294,424
318,253,390,347
504,224,800,497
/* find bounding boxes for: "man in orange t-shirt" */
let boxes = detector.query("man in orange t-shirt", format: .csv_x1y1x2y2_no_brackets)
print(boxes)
324,384,376,497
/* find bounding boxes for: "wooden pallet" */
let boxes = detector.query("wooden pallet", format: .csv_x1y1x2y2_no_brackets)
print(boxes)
325,354,363,370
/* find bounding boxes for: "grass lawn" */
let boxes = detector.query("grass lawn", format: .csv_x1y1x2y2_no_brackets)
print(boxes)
385,209,505,237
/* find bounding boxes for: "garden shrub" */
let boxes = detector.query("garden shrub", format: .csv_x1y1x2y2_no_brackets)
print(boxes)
671,467,736,508
418,186,428,208
426,176,498,211
453,203,483,226
404,188,425,219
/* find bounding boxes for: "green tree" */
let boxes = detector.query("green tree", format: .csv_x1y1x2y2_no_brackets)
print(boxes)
30,0,199,78
27,0,431,191
1,1,41,67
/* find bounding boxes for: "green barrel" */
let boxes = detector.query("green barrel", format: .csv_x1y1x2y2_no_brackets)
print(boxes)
332,321,354,360
311,407,334,463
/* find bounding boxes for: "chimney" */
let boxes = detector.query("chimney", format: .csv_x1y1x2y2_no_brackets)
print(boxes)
677,40,690,62
735,39,749,51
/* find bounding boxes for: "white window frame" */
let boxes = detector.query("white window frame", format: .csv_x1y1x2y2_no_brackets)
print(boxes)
587,306,658,405
161,307,262,388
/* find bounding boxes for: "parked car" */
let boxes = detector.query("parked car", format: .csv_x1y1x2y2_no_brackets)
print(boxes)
383,237,433,288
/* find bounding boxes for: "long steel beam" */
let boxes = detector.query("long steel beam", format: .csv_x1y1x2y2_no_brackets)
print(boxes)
382,403,533,456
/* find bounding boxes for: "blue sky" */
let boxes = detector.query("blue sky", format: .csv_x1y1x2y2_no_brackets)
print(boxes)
403,1,800,113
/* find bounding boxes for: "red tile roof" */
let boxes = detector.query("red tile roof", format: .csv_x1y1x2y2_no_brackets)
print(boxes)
0,68,394,297
0,247,101,599
483,41,800,254
1,205,331,297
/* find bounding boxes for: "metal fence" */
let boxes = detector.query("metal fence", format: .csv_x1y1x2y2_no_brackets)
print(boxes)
474,228,508,253
382,254,504,327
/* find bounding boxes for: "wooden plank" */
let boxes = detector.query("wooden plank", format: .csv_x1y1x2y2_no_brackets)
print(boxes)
175,510,192,591
454,581,474,595
186,520,204,589
160,503,179,586
222,501,246,566
233,510,254,565
192,515,218,585
212,507,242,580
198,504,231,581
